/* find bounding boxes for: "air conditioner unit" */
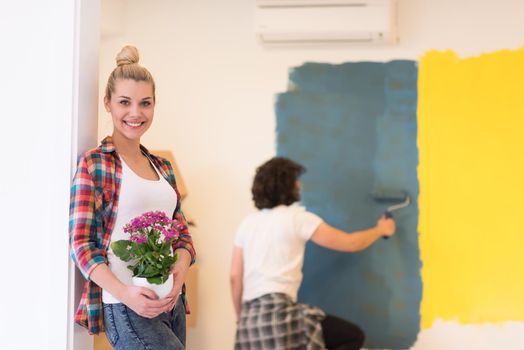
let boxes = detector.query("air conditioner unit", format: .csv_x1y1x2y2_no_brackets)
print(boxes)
255,0,398,44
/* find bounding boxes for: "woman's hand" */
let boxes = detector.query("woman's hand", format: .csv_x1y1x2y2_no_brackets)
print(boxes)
162,275,183,312
89,264,171,318
120,285,173,319
162,248,192,312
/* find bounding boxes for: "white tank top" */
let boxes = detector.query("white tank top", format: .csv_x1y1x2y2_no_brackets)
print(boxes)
102,157,178,304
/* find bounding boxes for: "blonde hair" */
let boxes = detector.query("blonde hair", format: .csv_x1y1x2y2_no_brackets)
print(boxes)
105,45,156,101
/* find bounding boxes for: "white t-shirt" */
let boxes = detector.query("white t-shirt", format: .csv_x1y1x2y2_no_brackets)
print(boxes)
234,203,323,302
102,158,178,304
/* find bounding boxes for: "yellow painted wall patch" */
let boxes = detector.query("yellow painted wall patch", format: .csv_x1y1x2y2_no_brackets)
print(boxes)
418,48,524,328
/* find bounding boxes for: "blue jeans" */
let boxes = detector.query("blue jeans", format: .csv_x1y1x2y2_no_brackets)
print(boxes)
103,295,186,350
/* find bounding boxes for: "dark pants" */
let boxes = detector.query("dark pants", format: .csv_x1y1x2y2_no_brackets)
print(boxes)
321,314,365,350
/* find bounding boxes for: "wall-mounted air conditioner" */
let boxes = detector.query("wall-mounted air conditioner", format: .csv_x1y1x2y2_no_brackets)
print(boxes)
255,0,398,44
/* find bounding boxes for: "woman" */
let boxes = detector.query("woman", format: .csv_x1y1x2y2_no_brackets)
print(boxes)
230,157,395,350
70,45,195,350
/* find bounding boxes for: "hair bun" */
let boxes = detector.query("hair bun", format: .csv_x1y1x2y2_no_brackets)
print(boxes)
116,45,140,66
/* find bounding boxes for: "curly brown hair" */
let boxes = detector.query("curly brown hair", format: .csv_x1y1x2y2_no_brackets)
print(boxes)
251,157,305,209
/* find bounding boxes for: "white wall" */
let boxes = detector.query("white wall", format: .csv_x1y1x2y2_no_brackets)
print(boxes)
98,1,524,349
0,1,100,349
0,1,75,349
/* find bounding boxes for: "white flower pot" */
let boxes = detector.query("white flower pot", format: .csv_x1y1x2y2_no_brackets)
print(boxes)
132,274,174,299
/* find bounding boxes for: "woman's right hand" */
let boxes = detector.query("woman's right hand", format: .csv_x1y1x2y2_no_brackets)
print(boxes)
120,285,173,318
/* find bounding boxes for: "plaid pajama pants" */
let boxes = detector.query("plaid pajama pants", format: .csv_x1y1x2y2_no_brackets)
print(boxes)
235,293,326,350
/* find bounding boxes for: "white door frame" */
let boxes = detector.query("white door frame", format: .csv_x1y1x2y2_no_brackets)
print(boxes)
68,1,100,349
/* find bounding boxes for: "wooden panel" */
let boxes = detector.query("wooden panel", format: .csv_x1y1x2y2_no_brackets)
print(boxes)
93,333,112,350
185,264,198,328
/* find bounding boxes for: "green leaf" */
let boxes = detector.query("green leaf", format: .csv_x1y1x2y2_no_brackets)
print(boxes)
138,264,146,276
147,233,157,249
146,276,163,285
136,243,146,256
111,240,133,261
148,265,161,277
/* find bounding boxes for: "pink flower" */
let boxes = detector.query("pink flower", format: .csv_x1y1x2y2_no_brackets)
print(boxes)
123,211,184,245
113,210,185,283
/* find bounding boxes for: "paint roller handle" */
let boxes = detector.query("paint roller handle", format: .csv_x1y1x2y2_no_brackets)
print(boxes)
382,211,393,239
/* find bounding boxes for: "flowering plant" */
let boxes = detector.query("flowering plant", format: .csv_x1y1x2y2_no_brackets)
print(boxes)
111,211,185,285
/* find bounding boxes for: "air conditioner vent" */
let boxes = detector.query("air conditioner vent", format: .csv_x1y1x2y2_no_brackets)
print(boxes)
255,0,398,44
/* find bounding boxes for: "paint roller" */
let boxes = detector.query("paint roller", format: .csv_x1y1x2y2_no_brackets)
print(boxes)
371,190,411,239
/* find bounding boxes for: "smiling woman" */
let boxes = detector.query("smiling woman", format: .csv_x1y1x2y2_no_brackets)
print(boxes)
104,79,155,150
104,46,156,145
69,45,196,350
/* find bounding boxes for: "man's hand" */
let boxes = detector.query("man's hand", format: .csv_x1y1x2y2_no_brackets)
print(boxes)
377,216,396,237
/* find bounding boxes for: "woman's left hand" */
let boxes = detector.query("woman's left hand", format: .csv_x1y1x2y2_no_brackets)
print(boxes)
163,249,191,312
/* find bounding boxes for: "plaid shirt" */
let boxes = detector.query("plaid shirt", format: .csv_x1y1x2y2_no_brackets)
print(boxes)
235,293,326,350
69,136,196,334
